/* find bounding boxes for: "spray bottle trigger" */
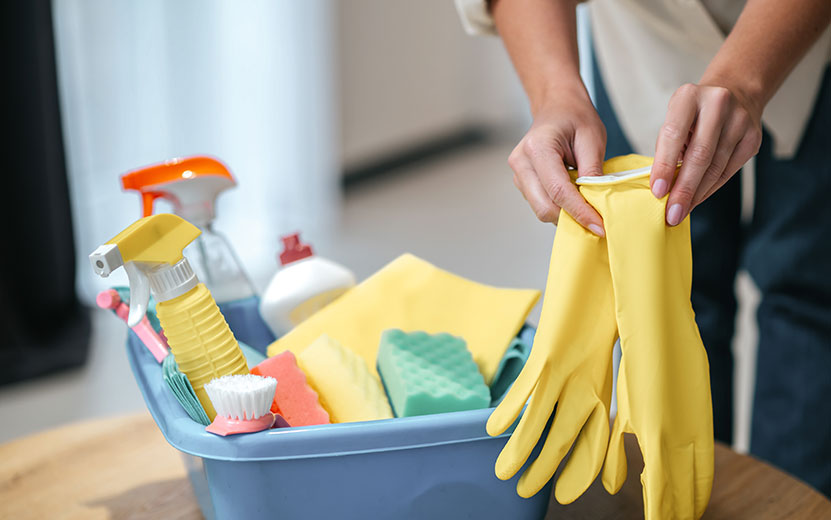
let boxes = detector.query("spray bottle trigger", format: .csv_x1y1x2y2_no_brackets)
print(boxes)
125,262,150,327
141,191,165,218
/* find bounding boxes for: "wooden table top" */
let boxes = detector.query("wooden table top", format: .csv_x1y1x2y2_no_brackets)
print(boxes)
1,413,829,519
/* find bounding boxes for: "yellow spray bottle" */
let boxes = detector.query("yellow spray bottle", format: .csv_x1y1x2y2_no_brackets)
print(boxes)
89,213,248,420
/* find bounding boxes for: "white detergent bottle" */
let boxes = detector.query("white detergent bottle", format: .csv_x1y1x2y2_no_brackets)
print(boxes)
121,156,276,351
259,233,356,337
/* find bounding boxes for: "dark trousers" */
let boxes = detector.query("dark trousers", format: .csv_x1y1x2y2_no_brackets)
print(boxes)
593,57,831,496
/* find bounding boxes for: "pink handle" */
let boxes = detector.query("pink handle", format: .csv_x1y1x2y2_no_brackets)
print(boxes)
96,289,169,363
206,413,276,436
129,309,169,363
96,289,121,310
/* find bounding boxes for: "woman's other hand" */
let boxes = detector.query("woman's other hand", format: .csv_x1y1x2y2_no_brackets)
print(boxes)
509,86,608,236
650,83,763,226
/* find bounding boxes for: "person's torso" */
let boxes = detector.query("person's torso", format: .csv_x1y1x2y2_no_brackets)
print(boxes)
589,0,831,158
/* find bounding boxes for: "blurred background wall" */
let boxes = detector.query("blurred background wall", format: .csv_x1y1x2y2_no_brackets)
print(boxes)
338,0,527,172
53,0,340,302
53,0,594,299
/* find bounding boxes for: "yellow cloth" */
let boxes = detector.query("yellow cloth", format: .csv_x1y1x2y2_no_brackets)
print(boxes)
488,155,714,519
266,254,540,385
579,157,714,520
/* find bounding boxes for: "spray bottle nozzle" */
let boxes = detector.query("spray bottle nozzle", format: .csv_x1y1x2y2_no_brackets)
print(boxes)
90,214,201,326
121,155,236,226
90,244,124,277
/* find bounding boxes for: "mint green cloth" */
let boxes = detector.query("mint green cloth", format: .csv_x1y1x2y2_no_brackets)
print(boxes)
162,354,211,426
489,325,534,406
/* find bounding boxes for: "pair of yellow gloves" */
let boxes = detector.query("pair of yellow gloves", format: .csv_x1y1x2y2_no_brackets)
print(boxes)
488,155,714,520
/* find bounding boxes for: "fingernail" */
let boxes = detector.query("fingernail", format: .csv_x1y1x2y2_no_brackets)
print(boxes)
588,224,605,237
667,204,684,226
652,179,668,198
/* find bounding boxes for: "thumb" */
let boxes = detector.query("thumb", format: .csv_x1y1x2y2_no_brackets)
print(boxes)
573,126,606,178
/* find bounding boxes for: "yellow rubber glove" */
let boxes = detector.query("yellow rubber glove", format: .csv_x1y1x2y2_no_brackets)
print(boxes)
578,155,714,520
486,210,618,501
266,254,540,385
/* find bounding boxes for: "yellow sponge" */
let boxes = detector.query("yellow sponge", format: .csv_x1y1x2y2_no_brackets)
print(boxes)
297,334,394,423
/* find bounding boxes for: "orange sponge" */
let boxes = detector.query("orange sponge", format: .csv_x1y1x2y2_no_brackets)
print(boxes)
251,351,330,427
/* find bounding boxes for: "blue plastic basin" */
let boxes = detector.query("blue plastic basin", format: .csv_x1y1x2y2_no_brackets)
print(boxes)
126,330,551,520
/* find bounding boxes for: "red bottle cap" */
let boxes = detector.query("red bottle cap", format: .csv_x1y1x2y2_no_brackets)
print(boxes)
279,233,313,265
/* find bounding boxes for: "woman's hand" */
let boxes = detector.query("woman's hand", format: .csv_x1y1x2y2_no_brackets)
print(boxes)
650,83,763,225
509,87,608,236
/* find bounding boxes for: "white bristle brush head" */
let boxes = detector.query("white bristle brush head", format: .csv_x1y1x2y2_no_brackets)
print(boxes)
205,374,277,421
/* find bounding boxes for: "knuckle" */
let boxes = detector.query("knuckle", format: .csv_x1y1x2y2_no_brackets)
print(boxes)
702,163,723,184
653,158,677,175
738,128,763,159
545,179,568,203
675,83,697,99
573,210,595,227
511,140,524,156
580,165,603,177
512,172,521,190
533,204,558,223
673,184,697,203
523,135,545,157
749,129,763,154
709,86,732,108
582,121,607,142
660,123,686,142
686,143,714,164
733,110,751,128
507,151,522,171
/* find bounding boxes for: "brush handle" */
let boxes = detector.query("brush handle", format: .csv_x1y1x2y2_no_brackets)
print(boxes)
97,289,169,363
206,412,275,436
126,306,169,363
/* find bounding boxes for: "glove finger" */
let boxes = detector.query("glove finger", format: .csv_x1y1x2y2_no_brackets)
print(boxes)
602,360,632,495
554,400,610,504
693,441,714,519
642,443,696,520
515,389,595,498
601,414,629,495
486,354,546,437
494,372,560,481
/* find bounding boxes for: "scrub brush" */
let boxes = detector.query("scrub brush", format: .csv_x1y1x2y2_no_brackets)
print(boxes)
204,374,278,436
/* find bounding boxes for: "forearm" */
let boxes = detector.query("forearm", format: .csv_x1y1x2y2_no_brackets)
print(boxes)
702,0,831,115
491,0,588,115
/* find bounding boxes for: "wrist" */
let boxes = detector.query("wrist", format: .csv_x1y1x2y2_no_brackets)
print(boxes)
700,70,767,120
530,78,592,117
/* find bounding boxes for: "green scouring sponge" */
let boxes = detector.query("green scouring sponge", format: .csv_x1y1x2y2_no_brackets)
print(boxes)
377,329,491,417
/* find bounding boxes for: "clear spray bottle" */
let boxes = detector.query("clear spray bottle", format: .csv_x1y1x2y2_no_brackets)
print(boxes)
121,156,275,351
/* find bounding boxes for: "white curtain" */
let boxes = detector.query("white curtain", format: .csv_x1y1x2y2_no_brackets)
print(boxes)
52,0,339,302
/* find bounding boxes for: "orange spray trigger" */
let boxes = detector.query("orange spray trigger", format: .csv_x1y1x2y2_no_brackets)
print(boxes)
121,155,236,225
